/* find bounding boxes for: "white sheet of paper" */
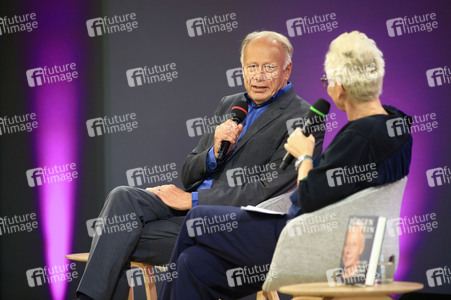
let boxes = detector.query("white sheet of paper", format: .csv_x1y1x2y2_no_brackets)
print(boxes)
240,205,286,215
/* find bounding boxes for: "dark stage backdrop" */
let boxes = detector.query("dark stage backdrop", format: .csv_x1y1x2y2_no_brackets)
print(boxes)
1,0,450,299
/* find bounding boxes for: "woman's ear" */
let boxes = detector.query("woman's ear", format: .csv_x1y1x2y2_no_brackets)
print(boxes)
337,84,346,100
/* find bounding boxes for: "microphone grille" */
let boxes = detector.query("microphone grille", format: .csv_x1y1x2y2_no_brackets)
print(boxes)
231,100,248,123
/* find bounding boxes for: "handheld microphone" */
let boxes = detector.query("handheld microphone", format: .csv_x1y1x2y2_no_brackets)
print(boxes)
217,100,248,162
279,98,330,170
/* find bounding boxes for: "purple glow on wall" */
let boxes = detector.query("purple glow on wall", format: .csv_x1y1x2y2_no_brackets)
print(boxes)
27,2,84,298
33,81,78,300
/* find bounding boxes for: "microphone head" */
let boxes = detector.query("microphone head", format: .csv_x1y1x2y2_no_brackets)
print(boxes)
309,98,331,116
230,100,248,123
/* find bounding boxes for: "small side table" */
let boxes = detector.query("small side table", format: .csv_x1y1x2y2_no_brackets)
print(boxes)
279,281,423,300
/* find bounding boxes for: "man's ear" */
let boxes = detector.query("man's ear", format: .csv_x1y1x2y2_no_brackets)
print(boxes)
284,62,293,81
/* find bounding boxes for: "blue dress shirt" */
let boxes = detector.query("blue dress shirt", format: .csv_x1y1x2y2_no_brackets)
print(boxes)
191,83,292,206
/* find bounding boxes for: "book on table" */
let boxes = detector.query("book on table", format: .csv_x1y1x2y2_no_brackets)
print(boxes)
333,215,387,286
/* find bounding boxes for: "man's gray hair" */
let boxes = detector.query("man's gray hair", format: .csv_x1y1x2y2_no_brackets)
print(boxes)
240,31,293,69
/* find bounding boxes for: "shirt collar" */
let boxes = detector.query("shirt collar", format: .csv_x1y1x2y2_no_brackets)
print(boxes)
245,82,292,109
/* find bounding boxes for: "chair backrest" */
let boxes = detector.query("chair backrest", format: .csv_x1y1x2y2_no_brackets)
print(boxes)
262,177,408,291
256,187,296,213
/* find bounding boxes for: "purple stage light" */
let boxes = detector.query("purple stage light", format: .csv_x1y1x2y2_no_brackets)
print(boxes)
27,3,84,296
34,82,78,300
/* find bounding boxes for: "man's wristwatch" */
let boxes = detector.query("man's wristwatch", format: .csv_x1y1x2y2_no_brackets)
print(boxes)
295,154,313,170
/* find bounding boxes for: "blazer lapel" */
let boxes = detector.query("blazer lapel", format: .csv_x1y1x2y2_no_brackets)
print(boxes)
224,87,296,162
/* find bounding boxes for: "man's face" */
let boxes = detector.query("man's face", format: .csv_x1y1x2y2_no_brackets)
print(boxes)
342,230,365,268
242,37,292,105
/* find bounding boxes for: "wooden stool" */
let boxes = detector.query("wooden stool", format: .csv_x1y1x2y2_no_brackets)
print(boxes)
67,252,279,300
278,281,423,300
66,253,157,300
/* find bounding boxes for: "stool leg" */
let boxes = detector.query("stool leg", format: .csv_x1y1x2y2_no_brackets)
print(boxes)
131,262,157,300
128,285,134,300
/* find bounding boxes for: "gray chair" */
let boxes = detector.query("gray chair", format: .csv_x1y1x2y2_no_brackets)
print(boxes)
262,177,408,292
256,187,296,212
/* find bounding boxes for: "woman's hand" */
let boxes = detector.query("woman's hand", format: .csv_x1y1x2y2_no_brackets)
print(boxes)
284,128,315,159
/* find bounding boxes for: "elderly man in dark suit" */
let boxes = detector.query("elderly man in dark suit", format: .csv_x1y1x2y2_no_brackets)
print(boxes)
77,31,324,300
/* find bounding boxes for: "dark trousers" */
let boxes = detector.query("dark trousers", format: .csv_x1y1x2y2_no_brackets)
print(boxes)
77,186,187,300
159,205,287,300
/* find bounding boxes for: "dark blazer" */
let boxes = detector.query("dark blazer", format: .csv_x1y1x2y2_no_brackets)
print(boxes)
181,86,324,207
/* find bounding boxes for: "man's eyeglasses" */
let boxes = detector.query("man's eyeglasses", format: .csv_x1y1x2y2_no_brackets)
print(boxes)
245,64,278,74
